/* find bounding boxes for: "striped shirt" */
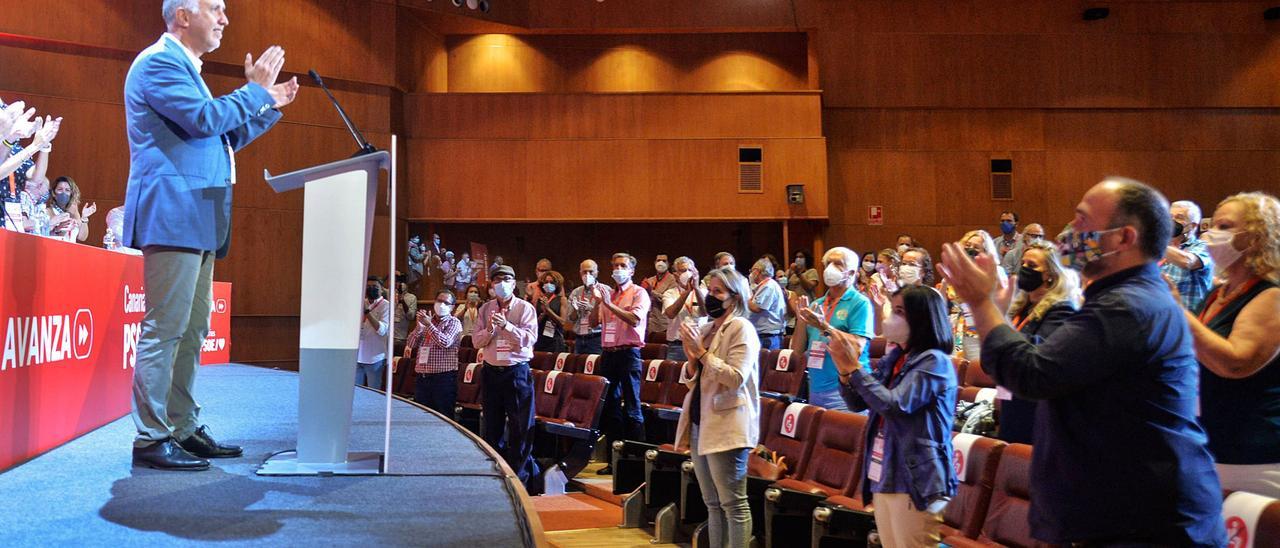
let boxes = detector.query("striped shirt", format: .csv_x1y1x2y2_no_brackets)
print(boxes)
406,314,463,374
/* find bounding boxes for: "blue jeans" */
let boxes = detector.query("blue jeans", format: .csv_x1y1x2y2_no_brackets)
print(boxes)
355,359,387,390
666,342,687,362
807,387,849,412
758,333,783,351
414,370,458,418
574,333,602,355
481,362,540,485
601,347,645,445
691,426,751,548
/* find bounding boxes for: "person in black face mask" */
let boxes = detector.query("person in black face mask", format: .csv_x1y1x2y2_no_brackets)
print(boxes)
999,241,1082,444
44,175,96,242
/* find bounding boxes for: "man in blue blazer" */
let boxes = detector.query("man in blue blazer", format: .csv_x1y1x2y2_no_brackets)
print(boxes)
124,0,299,471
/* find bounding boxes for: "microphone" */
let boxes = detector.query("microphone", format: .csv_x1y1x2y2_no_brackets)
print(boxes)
309,69,376,156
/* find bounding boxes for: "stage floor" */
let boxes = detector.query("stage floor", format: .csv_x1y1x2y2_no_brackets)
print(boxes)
0,364,537,547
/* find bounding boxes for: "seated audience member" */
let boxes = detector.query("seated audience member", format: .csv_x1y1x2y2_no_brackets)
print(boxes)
46,176,96,242
641,253,678,337
939,177,1226,546
674,266,761,548
533,269,569,353
357,277,392,390
2,111,60,208
999,222,1045,275
829,285,959,547
567,259,604,354
454,284,483,338
746,258,787,350
1181,192,1280,498
995,210,1020,261
663,256,706,361
999,241,1081,445
791,246,874,411
895,233,916,256
785,250,819,300
1162,200,1214,311
406,289,463,416
899,247,935,287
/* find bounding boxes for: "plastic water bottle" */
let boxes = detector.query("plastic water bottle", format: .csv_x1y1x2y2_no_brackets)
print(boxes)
31,207,50,236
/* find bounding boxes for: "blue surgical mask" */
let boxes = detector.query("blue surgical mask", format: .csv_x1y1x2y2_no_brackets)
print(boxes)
1000,221,1016,235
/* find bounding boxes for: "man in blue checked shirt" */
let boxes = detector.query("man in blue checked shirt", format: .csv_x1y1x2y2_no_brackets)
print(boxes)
1162,199,1214,311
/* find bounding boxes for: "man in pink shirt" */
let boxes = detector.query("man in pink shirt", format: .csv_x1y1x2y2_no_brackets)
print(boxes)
470,265,540,486
590,252,650,475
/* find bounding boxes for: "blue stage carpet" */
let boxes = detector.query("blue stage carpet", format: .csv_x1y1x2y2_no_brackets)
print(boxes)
0,364,537,547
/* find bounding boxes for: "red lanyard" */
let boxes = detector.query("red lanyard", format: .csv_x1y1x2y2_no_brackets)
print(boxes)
821,293,840,325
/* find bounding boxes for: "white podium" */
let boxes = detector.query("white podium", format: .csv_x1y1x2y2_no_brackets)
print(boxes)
257,151,391,476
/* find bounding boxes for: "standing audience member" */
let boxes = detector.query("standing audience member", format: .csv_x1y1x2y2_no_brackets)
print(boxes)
407,289,463,416
995,211,1020,261
641,253,678,338
790,247,874,411
999,222,1045,275
533,270,569,353
406,235,424,287
46,176,97,242
949,230,1009,359
356,277,392,390
1162,200,1215,312
440,251,457,294
829,285,959,548
392,281,417,356
663,256,706,361
525,258,553,302
714,252,737,272
786,250,819,300
899,247,934,287
746,258,786,350
471,265,540,486
999,241,1081,445
1181,192,1280,498
895,234,916,256
592,253,650,475
454,284,483,338
856,252,877,292
938,177,1226,546
567,259,604,354
674,266,760,548
455,251,477,294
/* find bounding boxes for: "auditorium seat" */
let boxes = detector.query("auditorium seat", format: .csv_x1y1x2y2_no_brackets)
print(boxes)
539,373,610,478
529,351,555,371
964,359,996,388
646,331,668,345
944,443,1044,548
641,343,668,361
460,335,472,349
453,362,484,434
759,349,806,402
532,369,571,421
762,410,868,548
959,386,999,404
392,357,415,397
576,354,602,376
745,402,825,542
1222,491,1280,548
550,352,574,372
868,337,887,360
941,433,1007,539
639,360,678,444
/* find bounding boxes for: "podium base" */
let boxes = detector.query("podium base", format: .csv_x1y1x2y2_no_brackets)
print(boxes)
256,450,384,476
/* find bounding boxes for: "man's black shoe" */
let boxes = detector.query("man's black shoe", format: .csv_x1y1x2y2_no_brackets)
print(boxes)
596,465,613,475
132,439,210,471
179,426,244,458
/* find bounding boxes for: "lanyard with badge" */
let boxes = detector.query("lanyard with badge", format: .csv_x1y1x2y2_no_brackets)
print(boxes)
806,297,838,369
494,301,512,363
867,355,907,483
603,286,628,346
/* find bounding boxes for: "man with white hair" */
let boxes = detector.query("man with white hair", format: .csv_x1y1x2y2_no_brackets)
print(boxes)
124,0,298,471
1162,199,1214,311
790,246,875,410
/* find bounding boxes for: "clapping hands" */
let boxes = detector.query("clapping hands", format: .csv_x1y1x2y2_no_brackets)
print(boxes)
244,46,298,109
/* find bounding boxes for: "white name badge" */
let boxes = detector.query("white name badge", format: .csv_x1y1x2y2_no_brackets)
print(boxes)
544,370,562,394
542,321,556,338
603,323,618,346
807,341,828,369
780,402,806,438
554,353,570,371
583,354,599,375
776,349,794,371
495,338,512,363
645,360,662,382
867,432,885,482
463,363,479,383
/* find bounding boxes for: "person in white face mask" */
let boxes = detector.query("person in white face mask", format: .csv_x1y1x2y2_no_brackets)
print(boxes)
471,265,541,487
747,258,787,350
789,246,875,411
663,256,707,361
1177,192,1280,498
896,234,916,257
533,269,569,353
642,253,679,336
567,259,604,354
899,247,936,287
405,289,463,416
590,252,651,475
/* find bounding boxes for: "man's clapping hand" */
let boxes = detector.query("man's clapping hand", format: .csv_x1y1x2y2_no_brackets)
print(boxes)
244,46,284,89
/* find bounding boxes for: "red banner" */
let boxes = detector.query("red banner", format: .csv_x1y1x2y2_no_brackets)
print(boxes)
471,242,489,287
201,282,232,365
0,230,233,472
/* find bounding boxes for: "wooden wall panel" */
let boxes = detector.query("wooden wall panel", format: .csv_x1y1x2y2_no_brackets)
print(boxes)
230,316,301,371
406,92,822,139
406,137,827,222
445,33,809,92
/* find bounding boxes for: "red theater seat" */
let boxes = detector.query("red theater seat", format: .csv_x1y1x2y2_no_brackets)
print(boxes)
763,410,869,547
640,343,668,361
759,349,806,402
945,443,1045,548
941,433,1007,540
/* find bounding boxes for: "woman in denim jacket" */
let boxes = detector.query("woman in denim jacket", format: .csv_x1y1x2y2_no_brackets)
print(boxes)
829,285,959,548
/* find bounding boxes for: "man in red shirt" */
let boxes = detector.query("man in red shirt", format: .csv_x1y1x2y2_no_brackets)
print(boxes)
591,252,650,475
